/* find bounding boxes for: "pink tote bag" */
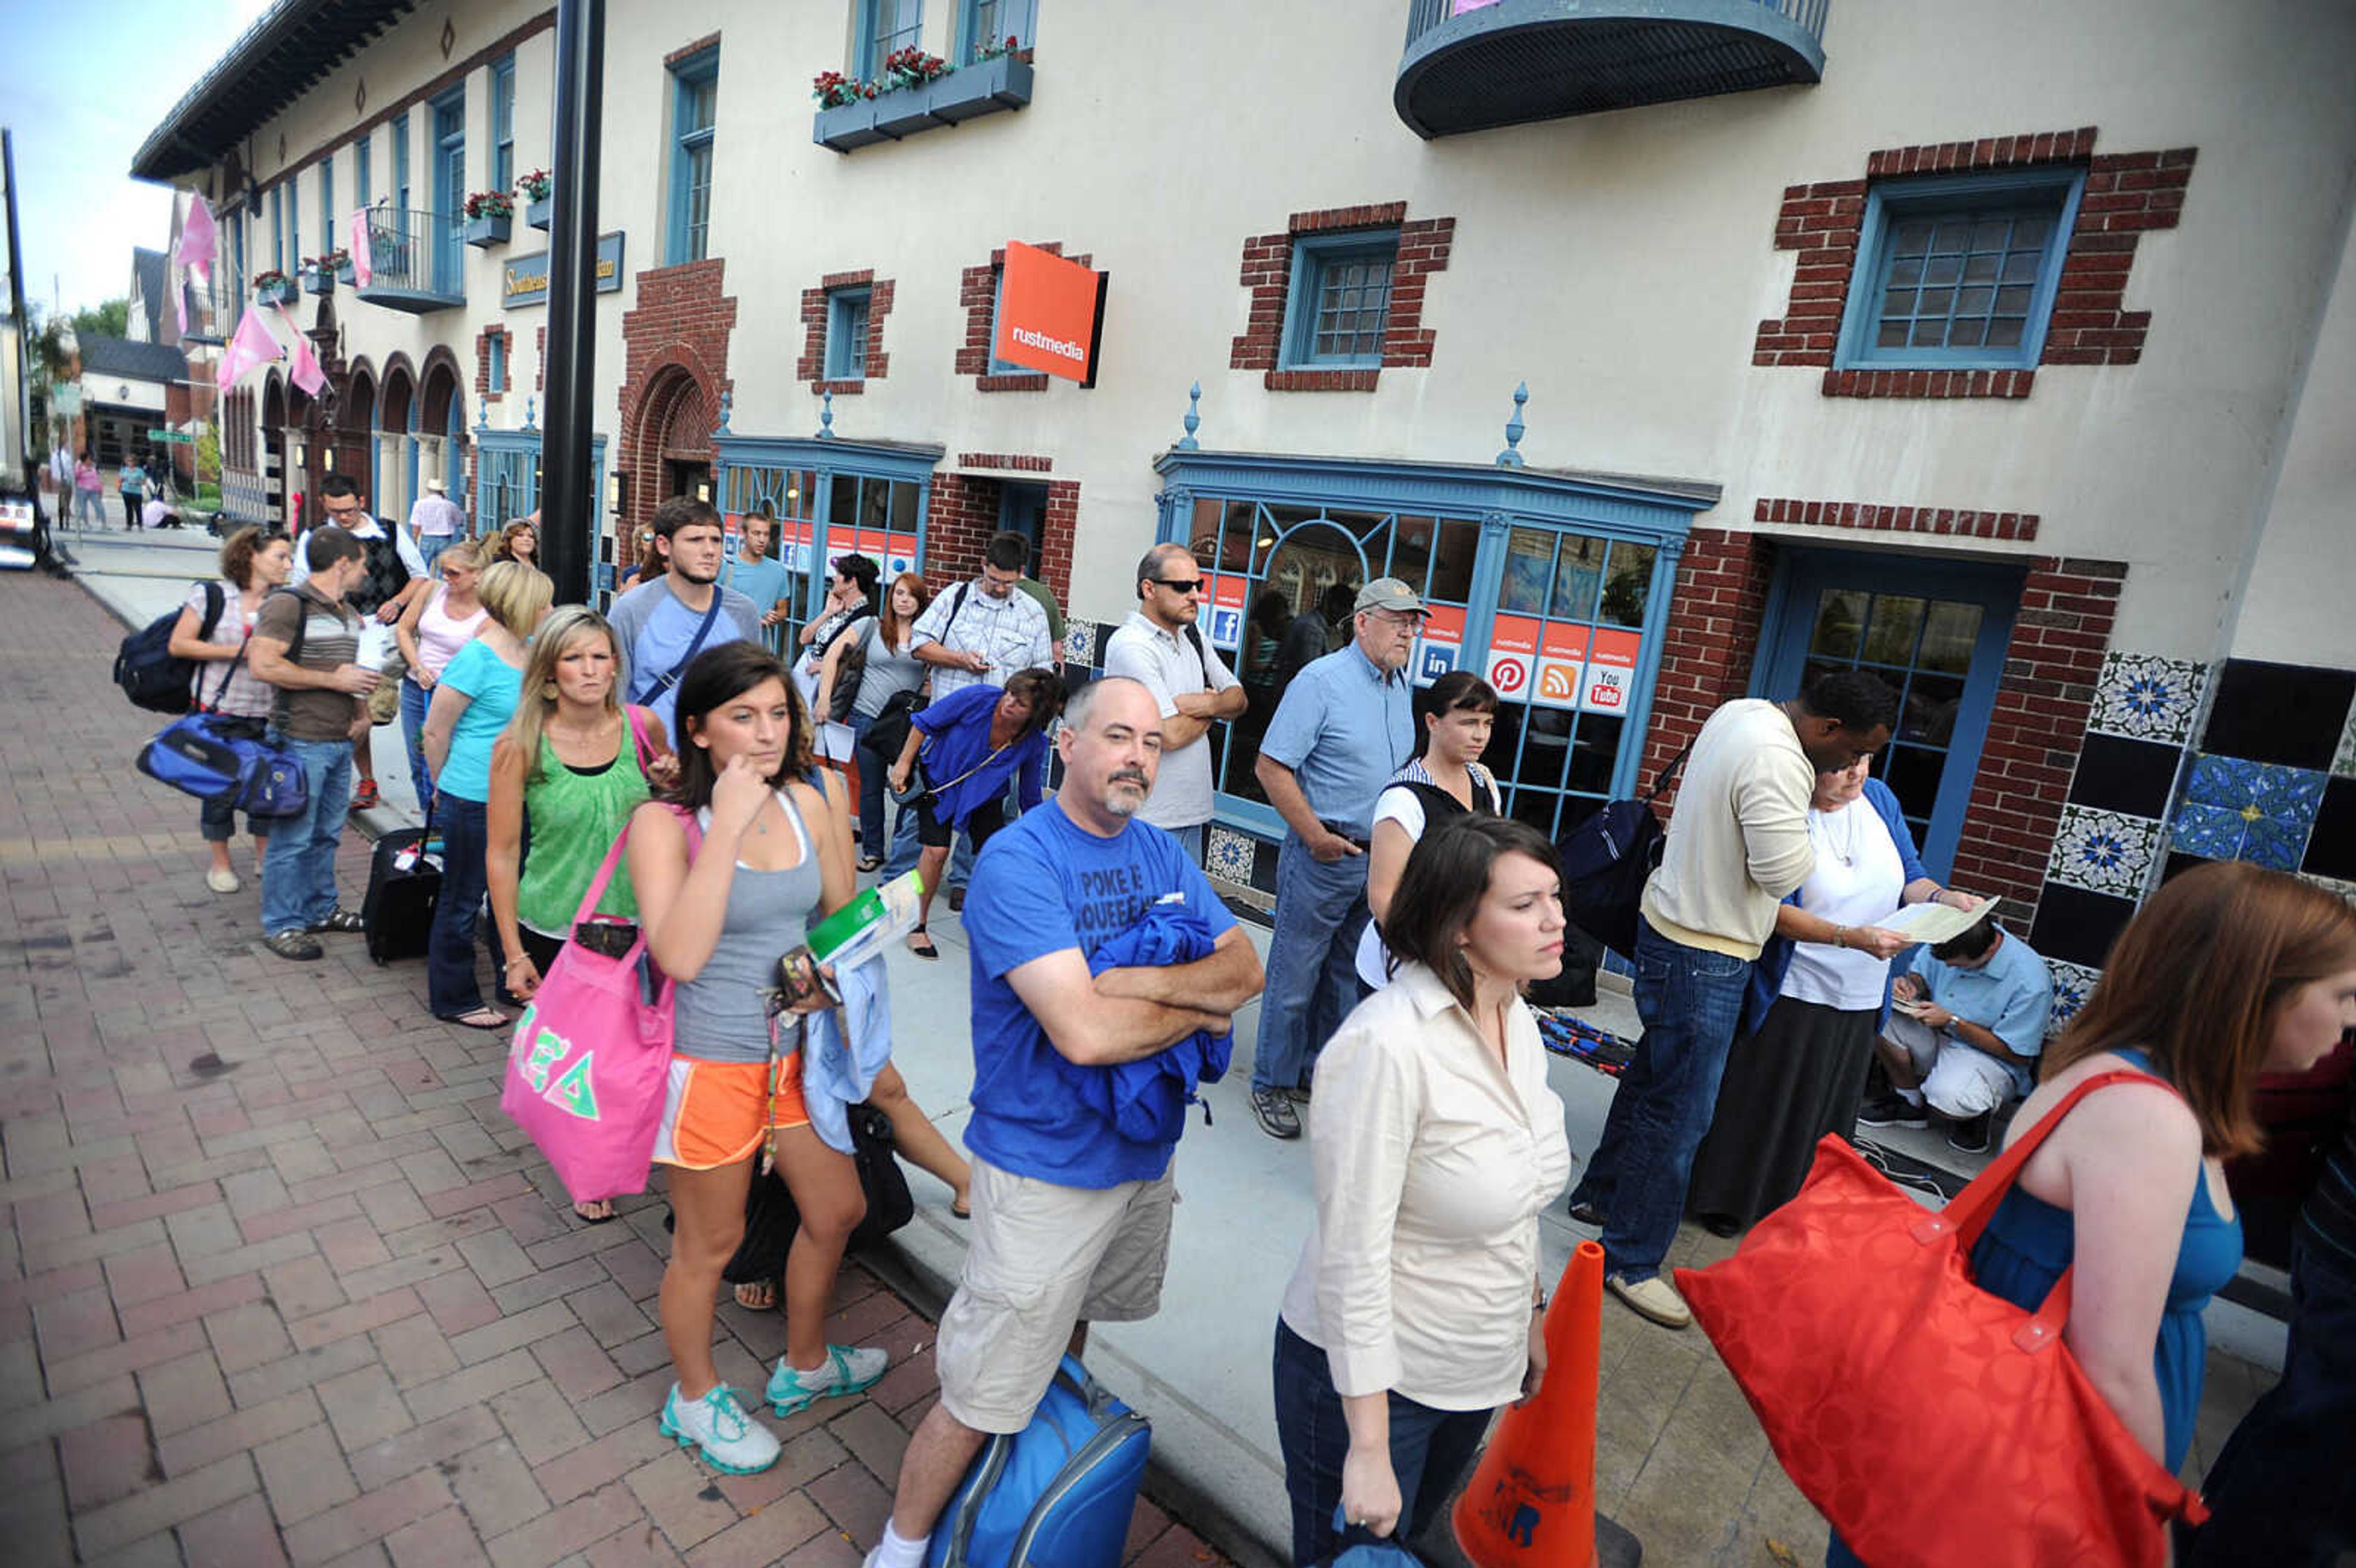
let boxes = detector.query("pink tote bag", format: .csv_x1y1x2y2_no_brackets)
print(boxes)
500,805,693,1203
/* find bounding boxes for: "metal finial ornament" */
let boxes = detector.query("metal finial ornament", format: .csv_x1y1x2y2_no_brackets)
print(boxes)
1177,381,1202,451
523,396,537,430
1496,382,1528,468
817,388,836,441
714,390,733,437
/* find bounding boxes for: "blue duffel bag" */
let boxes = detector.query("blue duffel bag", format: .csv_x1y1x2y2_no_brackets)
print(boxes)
136,712,248,803
925,1356,1152,1568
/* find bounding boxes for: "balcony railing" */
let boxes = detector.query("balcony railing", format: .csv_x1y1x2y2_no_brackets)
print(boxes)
177,269,242,345
1398,0,1828,138
351,207,466,313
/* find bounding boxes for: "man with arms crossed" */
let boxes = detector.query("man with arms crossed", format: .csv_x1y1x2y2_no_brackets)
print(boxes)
1103,542,1247,862
607,496,764,734
1566,669,1897,1328
863,677,1264,1568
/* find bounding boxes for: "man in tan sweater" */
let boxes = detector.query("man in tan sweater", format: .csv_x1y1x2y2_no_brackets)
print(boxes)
1568,670,1898,1328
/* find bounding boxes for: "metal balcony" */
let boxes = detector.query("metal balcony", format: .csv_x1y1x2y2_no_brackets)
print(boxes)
350,207,466,313
177,271,239,345
1396,0,1827,139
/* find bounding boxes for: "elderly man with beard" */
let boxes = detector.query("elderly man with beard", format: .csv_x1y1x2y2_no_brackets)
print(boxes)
861,677,1265,1568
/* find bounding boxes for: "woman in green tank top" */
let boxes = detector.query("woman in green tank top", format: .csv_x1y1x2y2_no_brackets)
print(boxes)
487,607,679,1220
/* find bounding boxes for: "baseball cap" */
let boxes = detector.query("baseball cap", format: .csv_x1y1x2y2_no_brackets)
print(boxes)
1353,577,1428,616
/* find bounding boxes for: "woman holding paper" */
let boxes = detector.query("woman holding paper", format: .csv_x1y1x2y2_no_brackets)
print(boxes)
1686,755,1979,1233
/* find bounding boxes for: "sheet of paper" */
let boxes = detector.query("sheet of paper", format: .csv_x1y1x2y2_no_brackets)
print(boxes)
1878,894,1995,947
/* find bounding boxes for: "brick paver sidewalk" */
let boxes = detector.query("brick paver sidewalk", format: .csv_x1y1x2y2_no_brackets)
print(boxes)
0,572,1233,1568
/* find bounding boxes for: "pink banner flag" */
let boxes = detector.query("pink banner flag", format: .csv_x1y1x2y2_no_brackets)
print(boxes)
348,207,374,287
276,304,327,397
180,195,217,281
215,306,283,393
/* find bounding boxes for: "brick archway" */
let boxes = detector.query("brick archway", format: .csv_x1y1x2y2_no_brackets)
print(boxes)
618,259,737,566
623,358,718,528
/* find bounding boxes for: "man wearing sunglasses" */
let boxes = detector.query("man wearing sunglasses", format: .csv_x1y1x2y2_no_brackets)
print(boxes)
1103,543,1247,863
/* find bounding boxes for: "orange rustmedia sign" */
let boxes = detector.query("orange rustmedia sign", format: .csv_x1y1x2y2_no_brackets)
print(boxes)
992,240,1109,386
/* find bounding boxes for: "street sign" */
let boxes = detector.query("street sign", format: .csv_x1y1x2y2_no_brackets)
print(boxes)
147,429,195,444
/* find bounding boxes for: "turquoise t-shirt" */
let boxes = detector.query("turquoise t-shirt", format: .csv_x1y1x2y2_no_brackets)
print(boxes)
437,638,523,803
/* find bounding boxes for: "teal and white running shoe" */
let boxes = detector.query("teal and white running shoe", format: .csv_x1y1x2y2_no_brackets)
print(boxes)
658,1383,782,1474
767,1343,889,1417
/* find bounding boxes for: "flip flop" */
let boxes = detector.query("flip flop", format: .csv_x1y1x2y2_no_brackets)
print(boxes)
732,1280,779,1311
441,1007,512,1031
907,924,938,961
950,1199,971,1221
572,1199,617,1224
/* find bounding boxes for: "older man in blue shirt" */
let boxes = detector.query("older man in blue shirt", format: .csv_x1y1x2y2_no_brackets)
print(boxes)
1248,578,1423,1139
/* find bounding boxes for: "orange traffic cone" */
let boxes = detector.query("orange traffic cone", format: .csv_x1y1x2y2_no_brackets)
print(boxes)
1452,1240,1606,1568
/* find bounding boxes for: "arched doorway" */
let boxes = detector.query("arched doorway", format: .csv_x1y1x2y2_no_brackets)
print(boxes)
378,358,417,526
341,360,378,510
418,353,467,512
620,356,720,580
260,373,288,528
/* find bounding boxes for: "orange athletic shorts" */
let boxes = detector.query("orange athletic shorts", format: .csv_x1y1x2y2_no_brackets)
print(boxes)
650,1053,810,1170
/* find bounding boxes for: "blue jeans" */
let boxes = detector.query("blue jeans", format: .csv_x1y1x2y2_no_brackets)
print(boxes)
399,675,435,820
428,794,492,1017
1566,919,1752,1283
1271,1318,1492,1568
2187,1232,2356,1567
418,534,452,574
849,710,887,859
259,738,352,935
1252,835,1371,1096
198,716,270,842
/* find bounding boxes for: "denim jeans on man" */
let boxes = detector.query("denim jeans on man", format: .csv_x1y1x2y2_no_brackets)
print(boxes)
1271,1319,1491,1568
428,794,495,1018
417,533,450,575
1565,918,1752,1283
398,676,436,819
260,738,353,934
2185,1231,2356,1567
1252,836,1372,1096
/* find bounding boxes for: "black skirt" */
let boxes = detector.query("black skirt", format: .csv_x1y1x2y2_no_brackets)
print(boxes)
1687,994,1879,1232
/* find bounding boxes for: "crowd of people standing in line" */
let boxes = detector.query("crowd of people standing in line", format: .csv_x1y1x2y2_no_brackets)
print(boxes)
151,490,2356,1566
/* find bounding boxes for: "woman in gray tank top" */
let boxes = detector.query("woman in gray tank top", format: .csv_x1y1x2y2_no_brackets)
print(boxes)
626,643,887,1476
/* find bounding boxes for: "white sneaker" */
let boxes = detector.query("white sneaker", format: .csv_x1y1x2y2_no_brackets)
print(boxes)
658,1383,781,1474
768,1343,889,1416
206,866,241,894
1605,1272,1692,1329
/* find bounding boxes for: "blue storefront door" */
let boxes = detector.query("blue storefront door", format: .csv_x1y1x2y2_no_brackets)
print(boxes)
1753,550,2020,879
431,93,465,294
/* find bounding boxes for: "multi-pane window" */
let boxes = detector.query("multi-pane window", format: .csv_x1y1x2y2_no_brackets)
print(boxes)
393,112,411,209
487,334,507,394
667,49,718,266
270,186,283,273
1282,232,1398,369
1838,168,2084,370
858,0,924,77
961,0,1032,60
491,54,516,192
1797,588,1986,845
288,172,299,277
826,287,871,381
318,158,334,258
356,136,371,209
985,266,1025,375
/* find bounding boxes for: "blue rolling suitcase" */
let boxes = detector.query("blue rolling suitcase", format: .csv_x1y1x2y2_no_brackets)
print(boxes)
925,1356,1152,1568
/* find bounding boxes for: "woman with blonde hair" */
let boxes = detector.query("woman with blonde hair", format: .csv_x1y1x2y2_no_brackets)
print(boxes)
393,538,490,818
1825,860,2356,1567
487,604,676,1221
420,561,553,1028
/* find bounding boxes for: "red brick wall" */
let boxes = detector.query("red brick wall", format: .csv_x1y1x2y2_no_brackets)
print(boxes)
1639,528,1777,805
924,469,1078,607
956,244,1087,391
1230,203,1453,390
474,326,513,404
617,259,736,531
1753,497,2039,542
1754,128,2194,397
796,269,895,393
1947,558,2123,910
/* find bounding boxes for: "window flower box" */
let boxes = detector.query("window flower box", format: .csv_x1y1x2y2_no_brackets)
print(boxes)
302,266,334,296
464,190,515,248
928,54,1034,124
810,54,1033,152
518,169,553,231
526,198,552,231
814,96,890,153
252,272,293,307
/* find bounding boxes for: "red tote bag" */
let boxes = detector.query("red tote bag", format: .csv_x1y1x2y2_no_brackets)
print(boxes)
1674,1070,2210,1568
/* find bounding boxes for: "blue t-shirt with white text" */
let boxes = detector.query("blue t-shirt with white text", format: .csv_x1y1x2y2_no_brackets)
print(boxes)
962,803,1238,1188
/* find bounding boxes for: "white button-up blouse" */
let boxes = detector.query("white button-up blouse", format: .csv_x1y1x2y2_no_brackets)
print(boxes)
1278,962,1574,1411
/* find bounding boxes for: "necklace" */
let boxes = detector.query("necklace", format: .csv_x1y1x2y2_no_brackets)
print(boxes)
1814,802,1860,866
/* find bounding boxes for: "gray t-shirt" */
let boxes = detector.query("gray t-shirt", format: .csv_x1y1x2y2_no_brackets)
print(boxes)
851,620,927,718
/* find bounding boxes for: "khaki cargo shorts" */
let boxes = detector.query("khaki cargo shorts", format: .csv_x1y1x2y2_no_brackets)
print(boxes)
933,1153,1176,1434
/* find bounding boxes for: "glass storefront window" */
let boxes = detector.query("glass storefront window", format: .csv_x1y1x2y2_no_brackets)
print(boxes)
1801,585,1987,843
715,450,933,653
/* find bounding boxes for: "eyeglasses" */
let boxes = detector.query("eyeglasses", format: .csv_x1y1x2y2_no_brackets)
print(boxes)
1153,578,1204,594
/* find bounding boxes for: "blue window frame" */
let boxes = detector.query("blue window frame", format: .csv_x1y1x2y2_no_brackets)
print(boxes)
491,53,516,193
959,0,1032,61
826,287,871,380
1836,167,2086,371
985,265,1028,375
393,112,411,210
356,135,372,209
857,0,925,78
666,48,718,266
1282,230,1398,370
714,436,937,653
270,186,283,273
487,334,507,394
288,172,300,277
318,158,334,259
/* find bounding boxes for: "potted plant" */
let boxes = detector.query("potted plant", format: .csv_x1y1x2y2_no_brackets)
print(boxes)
812,70,887,152
518,168,553,231
872,47,953,137
464,190,514,247
329,247,355,285
932,35,1035,125
252,269,293,306
300,256,336,296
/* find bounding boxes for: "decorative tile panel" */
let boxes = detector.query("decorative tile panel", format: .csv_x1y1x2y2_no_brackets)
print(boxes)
1064,619,1098,669
2201,659,2356,771
2335,702,2356,778
2088,653,2206,745
1205,824,1256,884
2027,885,2138,970
2173,755,2326,871
2046,805,2162,897
2044,959,2101,1038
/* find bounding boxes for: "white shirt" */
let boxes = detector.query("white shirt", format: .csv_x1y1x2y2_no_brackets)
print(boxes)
1101,610,1240,830
1353,769,1503,990
290,513,427,585
1780,796,1908,1011
910,578,1052,701
1279,963,1572,1410
406,493,468,539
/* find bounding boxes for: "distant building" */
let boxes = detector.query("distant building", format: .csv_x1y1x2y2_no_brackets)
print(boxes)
77,336,190,478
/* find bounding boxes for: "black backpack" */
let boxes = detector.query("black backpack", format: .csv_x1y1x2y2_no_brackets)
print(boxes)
115,583,224,714
1555,743,1692,961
